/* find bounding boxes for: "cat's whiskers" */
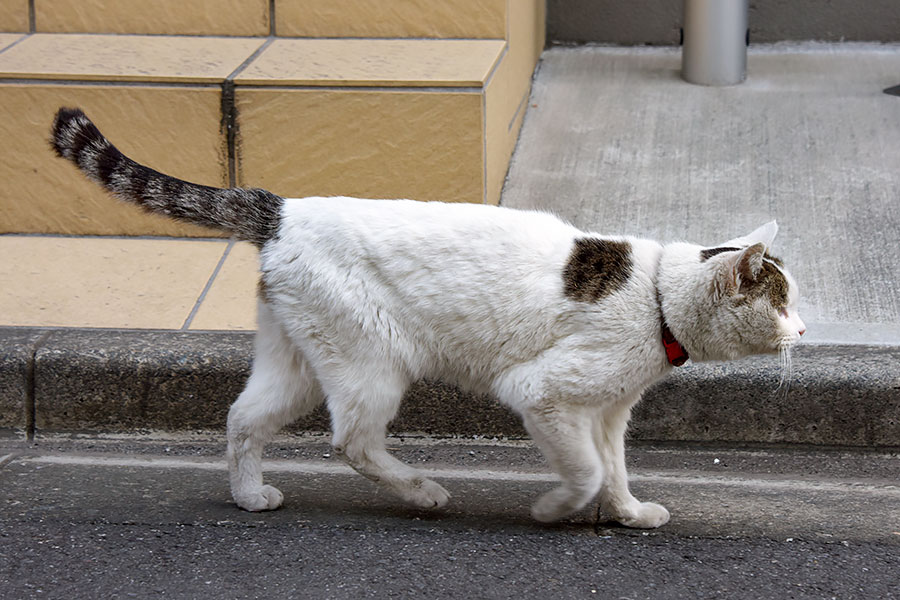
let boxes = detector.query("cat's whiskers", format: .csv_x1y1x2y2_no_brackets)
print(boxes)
774,342,793,401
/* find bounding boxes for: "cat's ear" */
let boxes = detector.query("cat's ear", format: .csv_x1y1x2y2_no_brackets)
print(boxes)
723,221,778,250
724,242,767,293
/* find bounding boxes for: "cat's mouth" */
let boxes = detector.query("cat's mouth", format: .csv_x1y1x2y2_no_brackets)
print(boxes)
776,324,805,351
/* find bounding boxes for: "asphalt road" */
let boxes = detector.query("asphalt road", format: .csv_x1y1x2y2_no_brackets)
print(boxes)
1,434,898,599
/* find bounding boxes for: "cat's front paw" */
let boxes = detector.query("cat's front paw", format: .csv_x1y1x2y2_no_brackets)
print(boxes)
615,502,670,529
234,484,284,512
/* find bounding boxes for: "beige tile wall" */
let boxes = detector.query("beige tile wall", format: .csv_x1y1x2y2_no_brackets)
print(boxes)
0,0,28,33
235,88,485,203
34,0,270,36
275,0,507,39
0,83,228,236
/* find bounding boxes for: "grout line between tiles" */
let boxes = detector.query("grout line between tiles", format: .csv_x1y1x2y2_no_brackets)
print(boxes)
231,84,485,93
0,33,31,55
0,78,486,93
269,0,276,37
226,37,276,82
14,32,271,40
222,37,276,187
221,80,237,187
0,78,221,88
181,239,235,331
2,31,507,41
27,0,35,33
243,35,506,42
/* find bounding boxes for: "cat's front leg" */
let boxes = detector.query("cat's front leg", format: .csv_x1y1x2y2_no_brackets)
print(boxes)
593,400,670,529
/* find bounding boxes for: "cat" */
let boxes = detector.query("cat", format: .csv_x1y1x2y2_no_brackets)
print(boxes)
50,107,805,528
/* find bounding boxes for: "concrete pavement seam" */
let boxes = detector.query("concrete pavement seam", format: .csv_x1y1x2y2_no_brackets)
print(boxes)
24,330,51,441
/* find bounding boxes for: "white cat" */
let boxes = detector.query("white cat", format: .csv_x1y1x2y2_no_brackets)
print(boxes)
51,107,805,528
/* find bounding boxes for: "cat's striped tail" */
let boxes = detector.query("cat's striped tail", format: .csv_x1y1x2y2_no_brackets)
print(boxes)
50,107,283,247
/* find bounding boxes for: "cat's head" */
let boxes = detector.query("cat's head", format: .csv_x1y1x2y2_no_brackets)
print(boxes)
663,221,805,362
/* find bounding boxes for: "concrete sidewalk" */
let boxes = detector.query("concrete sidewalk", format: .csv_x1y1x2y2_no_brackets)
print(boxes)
1,44,899,445
504,43,900,346
1,435,898,598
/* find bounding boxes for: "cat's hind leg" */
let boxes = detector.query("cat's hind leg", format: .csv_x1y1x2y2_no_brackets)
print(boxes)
324,371,450,509
593,399,669,528
226,302,324,512
521,403,605,522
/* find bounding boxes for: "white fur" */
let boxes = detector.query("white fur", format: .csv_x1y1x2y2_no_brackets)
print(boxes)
226,197,803,527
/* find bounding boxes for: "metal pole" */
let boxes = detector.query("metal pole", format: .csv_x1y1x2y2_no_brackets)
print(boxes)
682,0,749,86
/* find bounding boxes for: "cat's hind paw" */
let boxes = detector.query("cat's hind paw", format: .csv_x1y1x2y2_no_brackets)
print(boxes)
531,487,586,522
396,478,450,509
234,484,284,512
615,502,670,529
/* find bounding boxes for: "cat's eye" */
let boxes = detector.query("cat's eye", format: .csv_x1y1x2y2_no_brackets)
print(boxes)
779,308,789,318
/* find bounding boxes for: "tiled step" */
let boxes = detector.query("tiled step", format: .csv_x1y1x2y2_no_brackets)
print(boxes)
0,21,543,236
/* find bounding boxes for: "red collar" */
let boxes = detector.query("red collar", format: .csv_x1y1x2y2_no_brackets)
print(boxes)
662,323,690,367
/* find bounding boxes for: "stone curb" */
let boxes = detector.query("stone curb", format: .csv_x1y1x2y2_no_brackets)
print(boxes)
1,327,898,446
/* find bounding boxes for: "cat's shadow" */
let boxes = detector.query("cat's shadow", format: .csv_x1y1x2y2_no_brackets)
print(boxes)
208,486,597,536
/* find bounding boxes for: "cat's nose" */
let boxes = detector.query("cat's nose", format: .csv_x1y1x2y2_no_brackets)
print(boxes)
798,328,806,336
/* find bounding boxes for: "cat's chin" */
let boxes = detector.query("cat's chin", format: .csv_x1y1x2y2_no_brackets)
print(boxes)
699,343,785,362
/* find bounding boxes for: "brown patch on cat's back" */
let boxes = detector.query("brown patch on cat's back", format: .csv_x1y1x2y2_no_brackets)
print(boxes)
563,238,633,302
